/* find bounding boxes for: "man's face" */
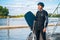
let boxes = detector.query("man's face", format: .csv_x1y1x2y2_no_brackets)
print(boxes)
38,5,43,10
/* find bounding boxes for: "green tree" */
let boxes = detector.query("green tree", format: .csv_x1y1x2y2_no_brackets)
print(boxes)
0,6,3,12
0,6,9,16
2,7,9,16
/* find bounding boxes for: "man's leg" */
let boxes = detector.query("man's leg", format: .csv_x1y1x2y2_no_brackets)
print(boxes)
41,31,46,40
35,30,40,40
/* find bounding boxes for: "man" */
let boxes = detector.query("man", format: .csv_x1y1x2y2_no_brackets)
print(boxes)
34,2,48,40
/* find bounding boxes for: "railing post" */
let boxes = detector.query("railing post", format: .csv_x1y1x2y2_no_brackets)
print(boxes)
7,16,10,39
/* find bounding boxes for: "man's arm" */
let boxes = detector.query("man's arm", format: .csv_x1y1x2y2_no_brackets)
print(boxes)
43,11,48,32
44,12,48,28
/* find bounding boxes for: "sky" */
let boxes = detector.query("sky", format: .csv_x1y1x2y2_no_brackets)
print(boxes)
0,0,60,16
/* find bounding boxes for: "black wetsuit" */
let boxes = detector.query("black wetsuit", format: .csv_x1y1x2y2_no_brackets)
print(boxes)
34,10,48,40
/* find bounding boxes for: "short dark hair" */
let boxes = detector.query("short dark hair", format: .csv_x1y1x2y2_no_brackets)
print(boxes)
37,2,44,7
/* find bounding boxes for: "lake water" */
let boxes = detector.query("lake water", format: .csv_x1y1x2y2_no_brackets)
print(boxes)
0,18,59,26
0,18,27,26
0,18,60,40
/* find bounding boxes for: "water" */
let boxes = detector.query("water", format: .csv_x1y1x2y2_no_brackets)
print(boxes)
0,18,59,26
0,18,27,26
0,17,60,40
0,18,7,26
0,28,31,40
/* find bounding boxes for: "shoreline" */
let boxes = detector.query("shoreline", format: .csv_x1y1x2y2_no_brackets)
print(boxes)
0,14,60,18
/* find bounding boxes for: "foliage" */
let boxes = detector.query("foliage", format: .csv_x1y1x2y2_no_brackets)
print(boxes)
0,6,9,16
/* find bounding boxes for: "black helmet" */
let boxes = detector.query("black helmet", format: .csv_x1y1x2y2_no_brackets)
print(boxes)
37,2,44,7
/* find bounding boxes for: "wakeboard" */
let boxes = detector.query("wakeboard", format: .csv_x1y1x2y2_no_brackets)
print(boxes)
24,11,36,30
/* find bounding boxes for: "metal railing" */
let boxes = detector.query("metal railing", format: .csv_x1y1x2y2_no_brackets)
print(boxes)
47,2,60,38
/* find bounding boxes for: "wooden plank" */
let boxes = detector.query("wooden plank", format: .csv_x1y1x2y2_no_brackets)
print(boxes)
0,26,28,30
0,24,60,30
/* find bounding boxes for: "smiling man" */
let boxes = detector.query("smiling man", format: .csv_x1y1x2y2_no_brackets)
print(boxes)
34,2,48,40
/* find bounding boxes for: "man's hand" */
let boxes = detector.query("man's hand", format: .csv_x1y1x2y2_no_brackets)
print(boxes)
43,28,46,32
